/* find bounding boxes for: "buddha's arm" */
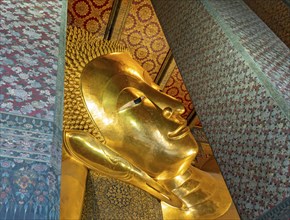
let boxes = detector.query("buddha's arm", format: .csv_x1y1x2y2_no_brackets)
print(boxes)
63,130,184,209
60,145,88,220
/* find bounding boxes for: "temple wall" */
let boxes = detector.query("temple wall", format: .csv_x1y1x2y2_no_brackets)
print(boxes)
243,0,290,48
0,0,66,219
1,0,289,219
151,0,290,219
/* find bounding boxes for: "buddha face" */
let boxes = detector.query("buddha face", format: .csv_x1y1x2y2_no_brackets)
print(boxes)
82,52,198,179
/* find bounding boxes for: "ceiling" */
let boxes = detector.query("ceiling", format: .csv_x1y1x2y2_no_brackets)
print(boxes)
67,0,202,126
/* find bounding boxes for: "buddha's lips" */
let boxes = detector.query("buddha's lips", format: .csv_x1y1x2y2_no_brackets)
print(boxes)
168,123,190,140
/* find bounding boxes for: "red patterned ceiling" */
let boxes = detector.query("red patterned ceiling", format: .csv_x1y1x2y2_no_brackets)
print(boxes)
67,0,113,38
118,0,169,80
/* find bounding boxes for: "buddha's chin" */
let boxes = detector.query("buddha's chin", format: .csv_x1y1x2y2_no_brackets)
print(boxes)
174,134,199,159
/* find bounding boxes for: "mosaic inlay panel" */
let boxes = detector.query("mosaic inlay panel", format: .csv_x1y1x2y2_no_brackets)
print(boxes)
152,0,290,218
67,0,114,38
81,171,163,220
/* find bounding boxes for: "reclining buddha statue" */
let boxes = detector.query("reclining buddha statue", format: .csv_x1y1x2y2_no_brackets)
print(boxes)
60,27,232,219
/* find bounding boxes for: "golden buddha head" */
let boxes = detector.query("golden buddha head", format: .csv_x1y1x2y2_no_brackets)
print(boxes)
62,27,232,220
82,52,198,179
64,27,198,180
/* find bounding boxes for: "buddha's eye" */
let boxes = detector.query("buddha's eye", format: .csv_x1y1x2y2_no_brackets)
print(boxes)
134,97,143,104
119,96,145,112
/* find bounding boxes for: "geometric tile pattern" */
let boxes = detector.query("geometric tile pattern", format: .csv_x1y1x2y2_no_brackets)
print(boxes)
152,0,290,218
258,197,290,220
243,0,290,48
208,0,290,117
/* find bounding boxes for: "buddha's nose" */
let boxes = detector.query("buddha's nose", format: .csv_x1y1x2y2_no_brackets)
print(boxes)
165,96,186,115
162,104,186,125
163,104,185,117
173,103,186,115
145,86,186,117
156,92,186,120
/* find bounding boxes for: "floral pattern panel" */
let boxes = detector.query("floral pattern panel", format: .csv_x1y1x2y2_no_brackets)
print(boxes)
0,0,65,219
0,158,59,219
0,0,63,121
